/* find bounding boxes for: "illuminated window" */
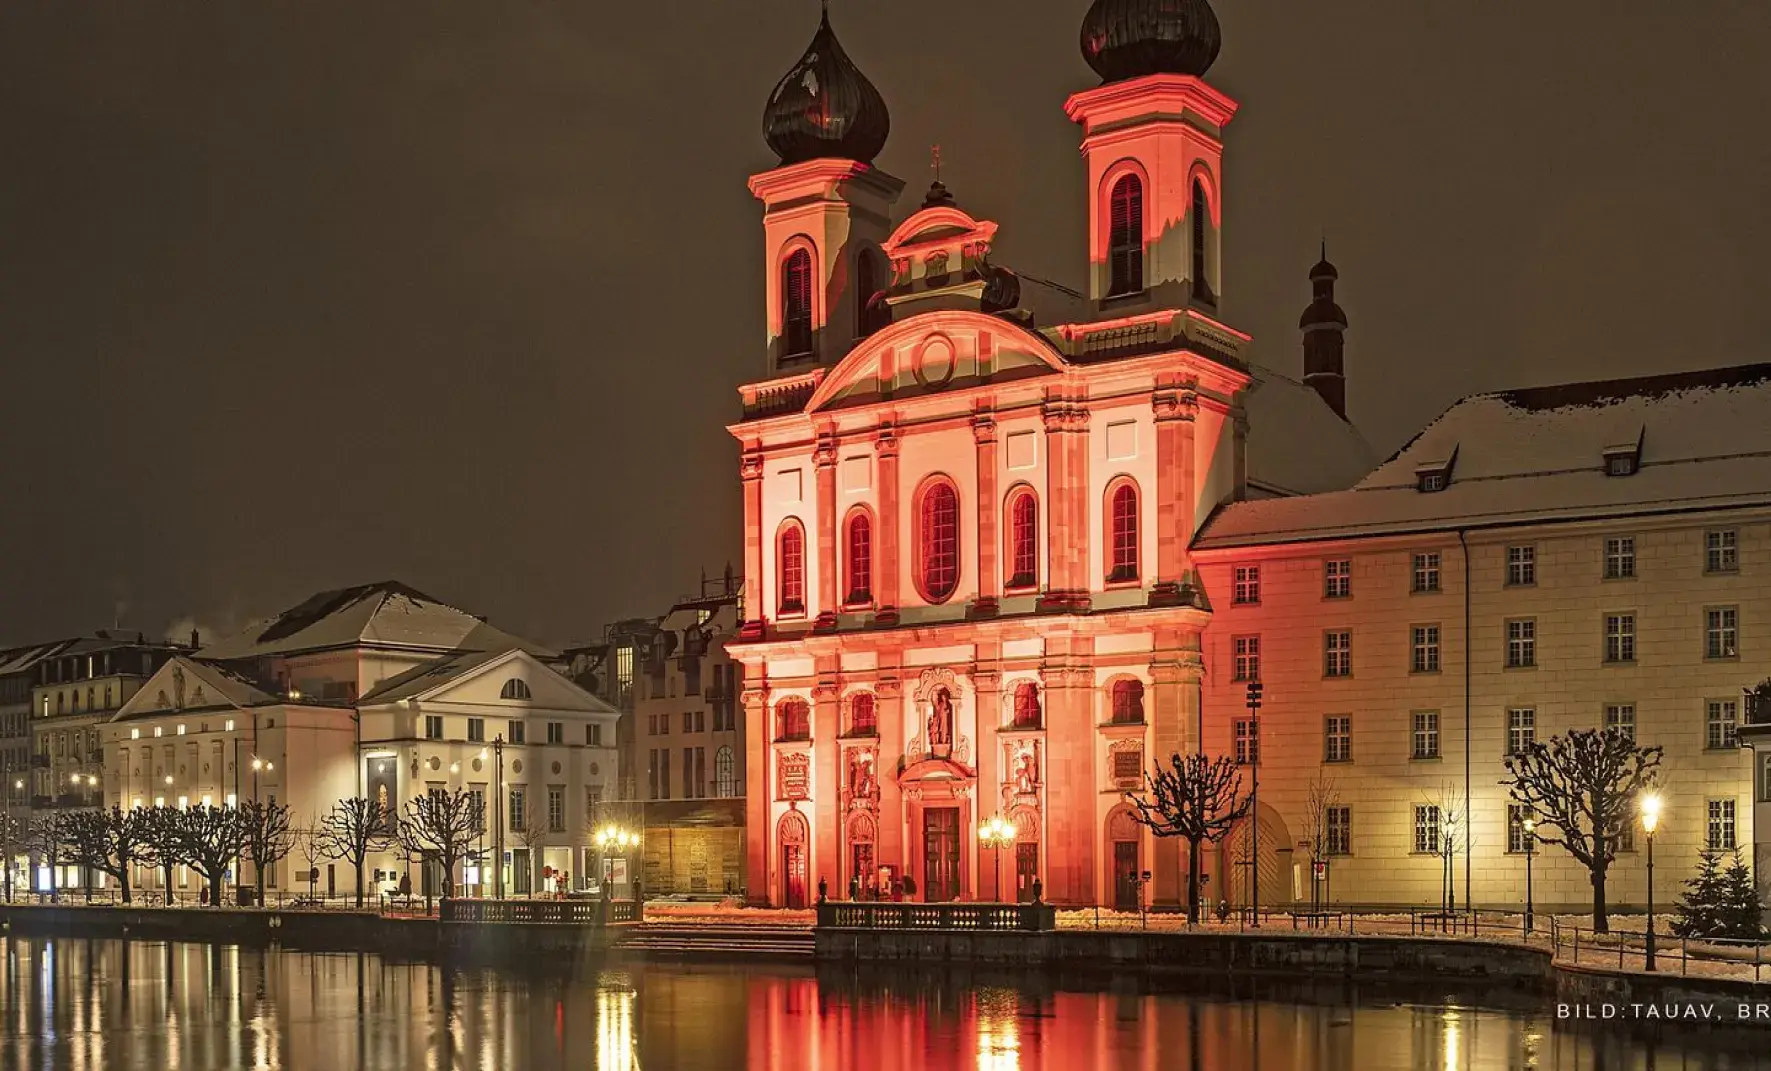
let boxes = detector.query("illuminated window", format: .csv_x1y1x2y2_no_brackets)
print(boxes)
918,481,959,603
1007,490,1037,589
1191,179,1213,304
776,698,811,742
1107,174,1144,296
1110,679,1144,725
848,692,876,736
845,510,873,605
782,248,813,357
1107,481,1139,583
500,678,532,701
714,747,736,798
1012,682,1041,730
778,521,806,615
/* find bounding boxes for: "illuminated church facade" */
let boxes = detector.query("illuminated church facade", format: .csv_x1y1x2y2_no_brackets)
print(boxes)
729,0,1372,910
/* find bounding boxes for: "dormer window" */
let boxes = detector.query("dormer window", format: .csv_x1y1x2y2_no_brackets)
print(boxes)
1603,444,1640,477
1415,447,1458,493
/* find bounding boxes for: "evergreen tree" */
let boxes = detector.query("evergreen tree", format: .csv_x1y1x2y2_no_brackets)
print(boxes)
1671,848,1726,939
1719,850,1764,941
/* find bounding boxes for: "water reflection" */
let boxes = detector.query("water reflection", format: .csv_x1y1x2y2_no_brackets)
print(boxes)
0,937,1765,1070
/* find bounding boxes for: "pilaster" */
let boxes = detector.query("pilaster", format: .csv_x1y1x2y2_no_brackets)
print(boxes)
812,667,841,896
813,433,839,631
1041,633,1096,905
876,667,905,876
971,649,1003,899
1151,386,1199,606
872,423,902,626
739,452,767,640
971,411,1001,619
741,683,771,904
1039,395,1093,613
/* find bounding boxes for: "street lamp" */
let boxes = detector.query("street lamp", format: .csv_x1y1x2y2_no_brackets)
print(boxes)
1641,792,1662,972
979,815,1015,903
1522,814,1537,935
493,736,505,899
596,824,638,896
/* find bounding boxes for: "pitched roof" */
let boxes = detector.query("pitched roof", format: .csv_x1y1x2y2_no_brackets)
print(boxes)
196,581,552,660
1195,362,1771,549
112,656,287,720
357,647,619,712
1241,364,1375,496
0,640,78,677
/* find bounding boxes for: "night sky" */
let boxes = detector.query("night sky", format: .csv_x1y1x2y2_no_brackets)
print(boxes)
2,2,1767,648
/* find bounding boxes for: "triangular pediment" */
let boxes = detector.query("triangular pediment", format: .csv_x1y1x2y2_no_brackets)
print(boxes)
807,311,1068,413
359,647,617,716
113,656,280,720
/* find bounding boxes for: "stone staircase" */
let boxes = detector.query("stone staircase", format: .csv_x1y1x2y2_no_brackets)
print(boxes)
614,922,815,960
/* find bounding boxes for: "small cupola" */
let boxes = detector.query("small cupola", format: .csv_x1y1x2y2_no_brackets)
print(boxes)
1080,0,1223,84
1300,242,1350,421
763,6,891,167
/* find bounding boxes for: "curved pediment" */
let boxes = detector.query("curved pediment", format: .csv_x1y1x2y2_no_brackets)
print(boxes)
884,205,998,257
805,310,1068,413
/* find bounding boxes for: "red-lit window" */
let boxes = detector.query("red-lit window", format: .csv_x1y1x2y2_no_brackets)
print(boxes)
1007,490,1038,590
1012,682,1041,730
845,510,873,605
1191,179,1213,304
778,522,806,615
848,692,876,736
1107,174,1144,297
776,698,810,741
782,249,813,357
1108,481,1139,583
919,481,959,602
1111,679,1145,725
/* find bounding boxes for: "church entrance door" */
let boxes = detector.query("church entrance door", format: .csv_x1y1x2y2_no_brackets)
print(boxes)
1113,842,1140,912
922,808,960,902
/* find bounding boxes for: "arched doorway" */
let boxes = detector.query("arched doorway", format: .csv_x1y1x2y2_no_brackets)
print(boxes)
1010,807,1041,903
778,810,809,909
1106,806,1142,911
847,813,877,900
1220,802,1293,911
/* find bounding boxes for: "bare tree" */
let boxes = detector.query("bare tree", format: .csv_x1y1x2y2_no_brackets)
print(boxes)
1300,774,1343,912
294,827,325,900
59,807,150,904
1504,728,1663,932
317,797,395,908
137,806,185,905
241,799,296,905
175,805,249,906
1124,752,1253,924
1419,782,1471,915
397,789,483,901
24,816,63,903
0,810,20,903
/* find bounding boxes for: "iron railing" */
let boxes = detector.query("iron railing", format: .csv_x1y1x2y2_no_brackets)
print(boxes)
816,900,1056,932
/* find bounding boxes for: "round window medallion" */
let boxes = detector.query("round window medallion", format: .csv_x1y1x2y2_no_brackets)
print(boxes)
913,334,957,388
551,761,562,775
512,759,524,775
473,758,483,773
428,756,441,771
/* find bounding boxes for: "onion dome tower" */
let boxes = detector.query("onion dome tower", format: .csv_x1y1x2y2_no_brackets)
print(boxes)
1301,244,1350,421
763,6,891,166
1080,0,1223,84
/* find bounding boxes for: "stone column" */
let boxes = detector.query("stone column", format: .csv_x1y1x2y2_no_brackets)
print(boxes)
812,667,841,896
971,651,1003,899
813,432,839,631
1148,623,1207,910
1041,634,1096,905
876,666,905,882
739,451,767,640
741,683,771,905
873,423,901,627
971,411,1000,618
1151,385,1200,605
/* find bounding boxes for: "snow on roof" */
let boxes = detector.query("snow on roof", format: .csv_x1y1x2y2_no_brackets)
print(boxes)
196,581,553,660
0,640,77,676
358,646,620,711
1242,364,1375,496
1195,362,1771,549
112,656,285,720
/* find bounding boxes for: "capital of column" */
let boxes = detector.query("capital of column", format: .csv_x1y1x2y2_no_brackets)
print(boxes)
875,677,902,700
875,424,900,459
740,453,765,481
1153,390,1199,423
972,411,998,444
1041,401,1090,432
813,434,838,469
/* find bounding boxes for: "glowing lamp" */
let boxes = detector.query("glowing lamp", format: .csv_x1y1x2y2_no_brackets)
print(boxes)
1640,792,1662,835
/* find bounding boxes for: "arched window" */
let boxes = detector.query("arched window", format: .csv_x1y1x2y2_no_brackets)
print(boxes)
1111,679,1145,725
845,509,873,605
1107,481,1140,583
1107,174,1144,297
856,248,890,338
1006,489,1038,590
500,678,532,701
777,521,806,615
714,746,736,798
1012,682,1041,730
782,249,814,357
1191,179,1213,304
918,480,960,603
776,698,811,741
848,692,877,736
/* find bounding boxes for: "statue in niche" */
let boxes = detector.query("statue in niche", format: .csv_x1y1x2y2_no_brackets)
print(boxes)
1013,746,1039,796
849,749,877,802
928,689,953,752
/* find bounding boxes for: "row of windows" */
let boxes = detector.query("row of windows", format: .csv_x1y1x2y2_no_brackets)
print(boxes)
1229,604,1744,684
1230,530,1744,608
770,680,1148,743
419,716,604,748
646,709,738,736
647,745,739,800
777,480,1143,616
38,683,119,717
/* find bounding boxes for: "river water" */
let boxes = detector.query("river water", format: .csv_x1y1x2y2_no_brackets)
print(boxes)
0,937,1763,1070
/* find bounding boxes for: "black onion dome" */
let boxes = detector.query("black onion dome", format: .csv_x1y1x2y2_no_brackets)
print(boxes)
1309,257,1339,282
1080,0,1222,83
763,11,890,166
1300,242,1347,329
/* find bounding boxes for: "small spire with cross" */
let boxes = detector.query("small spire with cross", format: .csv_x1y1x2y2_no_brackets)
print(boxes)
923,144,955,209
931,144,943,183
